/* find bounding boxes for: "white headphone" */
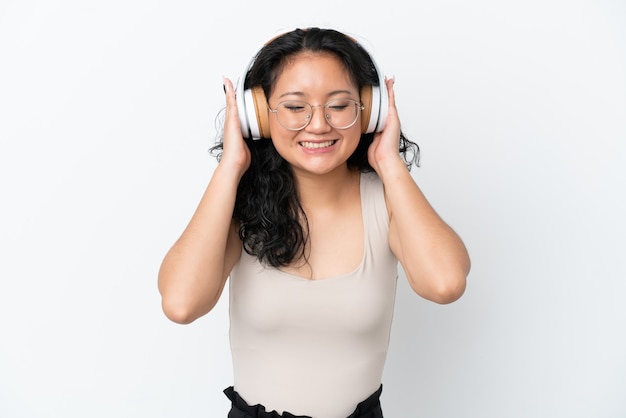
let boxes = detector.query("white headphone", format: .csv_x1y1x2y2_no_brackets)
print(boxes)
236,30,388,140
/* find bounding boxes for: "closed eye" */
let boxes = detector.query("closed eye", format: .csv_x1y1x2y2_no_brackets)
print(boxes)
328,104,349,112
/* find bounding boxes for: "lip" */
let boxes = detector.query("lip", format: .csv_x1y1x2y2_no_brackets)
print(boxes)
298,139,338,153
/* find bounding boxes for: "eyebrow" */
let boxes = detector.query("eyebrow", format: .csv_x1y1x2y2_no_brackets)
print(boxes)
277,89,356,99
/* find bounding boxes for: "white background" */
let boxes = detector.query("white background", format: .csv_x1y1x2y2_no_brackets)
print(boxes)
1,0,625,417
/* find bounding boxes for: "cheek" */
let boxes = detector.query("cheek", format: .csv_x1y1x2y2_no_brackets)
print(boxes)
268,117,292,142
268,126,298,158
345,127,363,149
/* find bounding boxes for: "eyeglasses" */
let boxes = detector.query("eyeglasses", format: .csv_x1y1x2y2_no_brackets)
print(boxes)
268,99,364,131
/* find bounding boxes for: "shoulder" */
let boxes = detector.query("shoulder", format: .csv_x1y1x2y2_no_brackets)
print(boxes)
360,171,385,203
360,171,389,224
360,171,383,192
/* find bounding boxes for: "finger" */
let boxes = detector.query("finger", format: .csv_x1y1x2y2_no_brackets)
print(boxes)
382,76,401,131
385,76,398,111
223,76,238,114
222,77,243,137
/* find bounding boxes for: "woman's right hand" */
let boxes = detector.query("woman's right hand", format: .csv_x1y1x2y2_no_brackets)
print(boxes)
220,77,251,178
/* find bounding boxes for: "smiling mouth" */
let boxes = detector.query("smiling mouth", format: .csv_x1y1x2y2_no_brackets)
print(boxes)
299,140,337,149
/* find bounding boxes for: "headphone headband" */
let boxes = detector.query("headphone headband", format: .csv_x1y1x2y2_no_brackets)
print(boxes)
236,29,388,140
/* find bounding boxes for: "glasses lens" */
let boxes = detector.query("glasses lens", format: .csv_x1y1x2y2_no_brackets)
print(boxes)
276,101,312,130
324,99,359,129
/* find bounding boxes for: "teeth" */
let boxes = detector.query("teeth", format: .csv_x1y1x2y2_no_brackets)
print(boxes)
300,140,335,149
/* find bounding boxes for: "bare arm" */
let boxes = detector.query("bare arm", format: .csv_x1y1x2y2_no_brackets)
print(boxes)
158,78,250,323
383,166,470,303
368,78,470,304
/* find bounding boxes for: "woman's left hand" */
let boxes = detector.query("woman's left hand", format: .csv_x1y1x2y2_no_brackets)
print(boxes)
367,77,405,178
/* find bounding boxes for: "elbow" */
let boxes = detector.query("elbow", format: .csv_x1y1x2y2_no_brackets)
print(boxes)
160,295,208,325
430,255,471,304
402,238,471,304
158,268,220,325
409,265,469,304
429,276,467,304
161,298,196,324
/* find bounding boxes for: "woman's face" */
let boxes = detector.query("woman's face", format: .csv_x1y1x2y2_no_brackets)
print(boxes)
267,52,362,178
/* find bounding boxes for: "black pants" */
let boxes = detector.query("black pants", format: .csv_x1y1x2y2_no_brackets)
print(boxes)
224,385,384,418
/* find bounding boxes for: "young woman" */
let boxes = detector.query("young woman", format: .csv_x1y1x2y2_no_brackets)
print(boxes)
158,27,470,418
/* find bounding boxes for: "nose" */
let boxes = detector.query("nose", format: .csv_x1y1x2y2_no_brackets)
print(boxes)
305,105,331,132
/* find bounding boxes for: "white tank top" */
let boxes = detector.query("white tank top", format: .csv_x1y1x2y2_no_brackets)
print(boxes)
228,172,398,417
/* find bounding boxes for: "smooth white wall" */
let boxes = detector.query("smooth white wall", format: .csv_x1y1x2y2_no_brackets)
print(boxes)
1,1,624,417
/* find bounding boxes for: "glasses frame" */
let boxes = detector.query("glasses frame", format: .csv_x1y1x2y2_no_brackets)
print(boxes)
268,99,365,131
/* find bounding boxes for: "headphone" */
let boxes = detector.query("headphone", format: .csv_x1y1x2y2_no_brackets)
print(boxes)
236,31,388,140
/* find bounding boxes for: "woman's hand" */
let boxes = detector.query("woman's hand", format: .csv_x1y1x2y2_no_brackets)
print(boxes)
221,77,251,178
367,77,405,178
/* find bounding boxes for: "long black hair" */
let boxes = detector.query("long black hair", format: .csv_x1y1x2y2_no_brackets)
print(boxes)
210,27,419,268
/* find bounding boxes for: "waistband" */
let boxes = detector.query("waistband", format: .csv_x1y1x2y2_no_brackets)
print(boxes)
223,384,383,418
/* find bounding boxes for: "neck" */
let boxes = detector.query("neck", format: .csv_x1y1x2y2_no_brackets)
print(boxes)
294,165,360,209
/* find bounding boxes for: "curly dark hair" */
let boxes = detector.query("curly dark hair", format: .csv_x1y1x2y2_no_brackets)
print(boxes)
210,27,420,268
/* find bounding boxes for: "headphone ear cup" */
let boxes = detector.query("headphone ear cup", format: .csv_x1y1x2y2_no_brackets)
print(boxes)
360,81,387,134
251,86,271,139
360,85,373,133
236,77,250,138
238,86,270,140
377,79,389,132
236,77,270,139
